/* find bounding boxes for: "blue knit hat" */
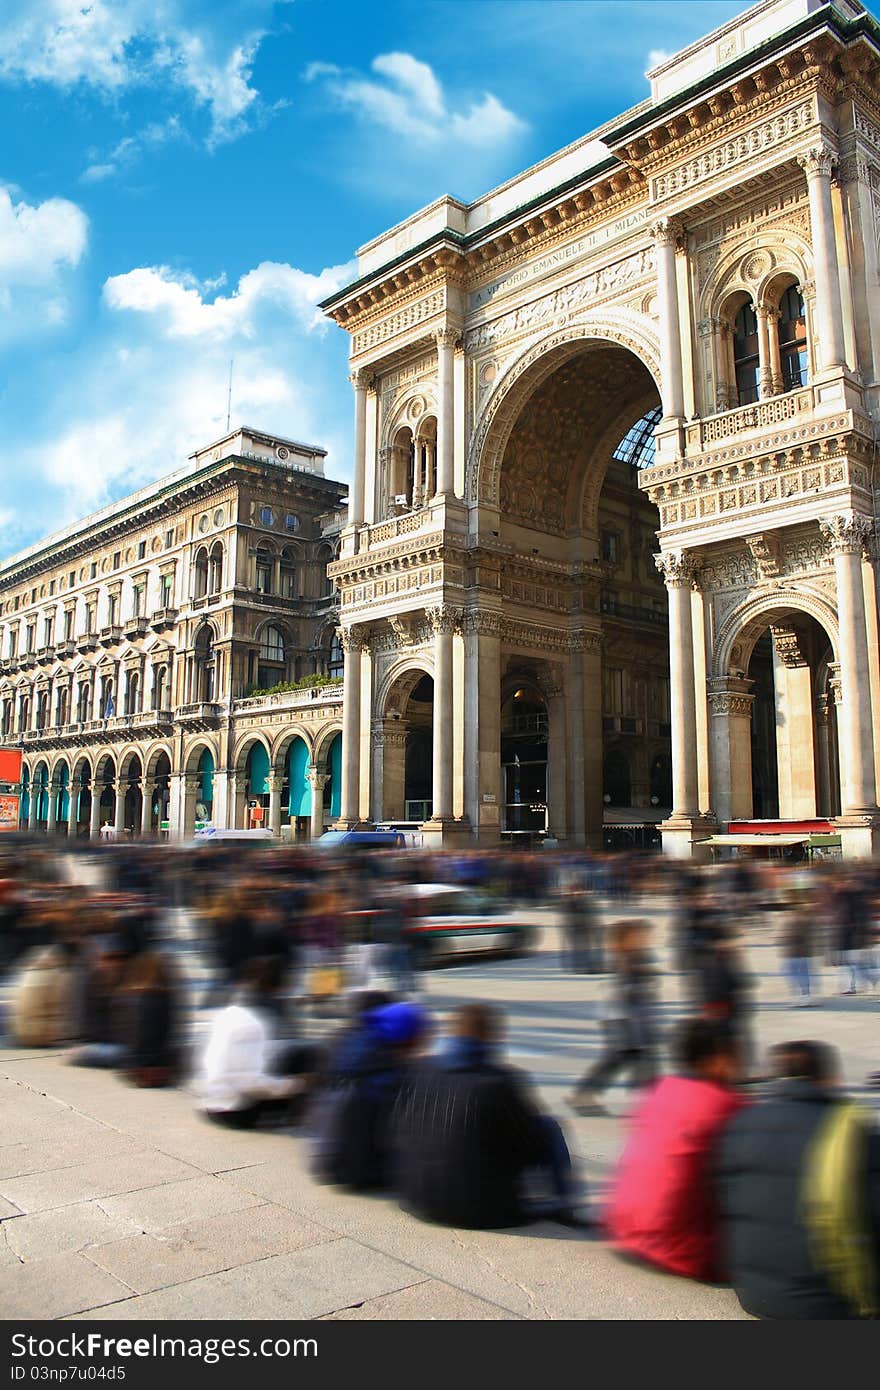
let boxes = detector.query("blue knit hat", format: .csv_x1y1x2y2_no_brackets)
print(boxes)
368,1001,428,1045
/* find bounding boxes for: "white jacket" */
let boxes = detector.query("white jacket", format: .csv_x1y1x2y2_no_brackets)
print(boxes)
196,1002,291,1112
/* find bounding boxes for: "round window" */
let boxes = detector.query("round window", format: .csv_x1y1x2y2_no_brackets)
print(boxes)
260,506,275,527
213,508,225,527
285,513,301,532
198,515,210,534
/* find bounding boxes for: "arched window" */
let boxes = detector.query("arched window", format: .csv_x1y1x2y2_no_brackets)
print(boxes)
76,680,90,723
124,670,139,716
208,542,223,595
612,405,662,471
1,698,11,737
280,547,298,598
36,690,49,731
778,285,808,391
328,634,343,679
733,303,760,405
153,664,167,711
258,625,286,689
193,547,208,599
318,546,334,598
194,627,215,702
19,692,30,732
55,685,68,727
255,547,273,594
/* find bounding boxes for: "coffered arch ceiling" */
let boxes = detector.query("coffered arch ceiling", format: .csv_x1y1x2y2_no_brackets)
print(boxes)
498,345,659,536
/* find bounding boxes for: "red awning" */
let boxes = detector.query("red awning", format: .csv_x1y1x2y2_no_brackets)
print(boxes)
728,819,834,836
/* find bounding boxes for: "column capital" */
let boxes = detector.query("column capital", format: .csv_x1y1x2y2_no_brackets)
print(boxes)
265,774,283,794
706,675,755,718
348,368,373,392
754,303,779,323
650,215,684,248
336,623,370,653
434,327,460,351
425,604,463,636
654,550,697,587
462,610,503,638
797,144,836,180
819,511,873,555
306,768,330,789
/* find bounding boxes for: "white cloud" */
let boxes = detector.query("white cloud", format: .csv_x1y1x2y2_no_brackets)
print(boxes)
0,1,283,144
306,49,527,148
2,252,356,542
103,259,356,338
81,117,185,183
647,48,673,70
0,185,88,342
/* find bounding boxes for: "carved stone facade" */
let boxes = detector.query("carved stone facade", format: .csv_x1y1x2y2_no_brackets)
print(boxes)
0,428,348,840
323,0,880,856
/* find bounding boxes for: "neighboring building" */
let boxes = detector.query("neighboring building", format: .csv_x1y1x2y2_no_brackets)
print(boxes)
0,427,348,839
322,0,880,857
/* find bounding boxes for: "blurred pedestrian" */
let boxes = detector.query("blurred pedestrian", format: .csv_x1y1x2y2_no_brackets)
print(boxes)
567,919,659,1117
605,1018,745,1280
715,1039,880,1319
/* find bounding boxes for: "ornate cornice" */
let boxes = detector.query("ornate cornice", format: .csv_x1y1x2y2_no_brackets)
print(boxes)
425,603,463,636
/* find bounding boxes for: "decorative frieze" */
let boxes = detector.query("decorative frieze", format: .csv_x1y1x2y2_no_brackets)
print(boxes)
652,101,813,199
744,533,782,579
464,245,655,353
352,289,446,356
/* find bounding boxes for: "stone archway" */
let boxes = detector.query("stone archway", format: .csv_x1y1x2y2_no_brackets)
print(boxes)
374,663,434,823
709,592,840,825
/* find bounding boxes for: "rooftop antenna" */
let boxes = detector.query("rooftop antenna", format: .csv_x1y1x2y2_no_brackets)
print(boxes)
226,359,234,433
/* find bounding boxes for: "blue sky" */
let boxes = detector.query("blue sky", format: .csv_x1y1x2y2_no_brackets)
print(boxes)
1,0,747,554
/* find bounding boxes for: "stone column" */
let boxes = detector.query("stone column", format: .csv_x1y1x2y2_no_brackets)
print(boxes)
755,305,776,399
463,611,502,842
820,513,878,815
348,369,369,528
114,781,126,837
435,328,457,496
338,625,367,826
655,551,700,821
708,677,755,824
140,781,153,836
544,676,568,842
651,218,685,420
307,769,329,840
412,440,423,510
266,774,282,837
27,780,38,831
89,783,101,838
798,146,846,372
68,777,80,837
427,605,459,822
814,693,833,818
46,779,58,832
766,308,784,394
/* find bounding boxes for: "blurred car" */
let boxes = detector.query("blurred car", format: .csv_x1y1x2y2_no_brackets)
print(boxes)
402,883,533,965
316,830,406,848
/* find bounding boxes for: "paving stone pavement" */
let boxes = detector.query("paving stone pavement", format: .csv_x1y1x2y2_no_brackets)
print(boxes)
0,899,878,1321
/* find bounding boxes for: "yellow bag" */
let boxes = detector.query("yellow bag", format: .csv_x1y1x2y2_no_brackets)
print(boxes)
309,966,343,998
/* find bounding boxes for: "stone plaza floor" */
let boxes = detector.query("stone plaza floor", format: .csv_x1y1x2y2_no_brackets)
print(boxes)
0,898,878,1321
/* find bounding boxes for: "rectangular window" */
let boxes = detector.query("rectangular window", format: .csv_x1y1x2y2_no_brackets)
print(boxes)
69,571,75,588
133,584,144,617
161,573,173,606
137,540,147,560
43,617,53,647
90,562,97,579
256,563,272,594
165,528,174,549
49,580,55,596
26,625,34,653
9,630,17,657
31,588,36,605
64,609,74,640
112,552,121,571
601,531,618,564
108,595,118,626
85,603,95,632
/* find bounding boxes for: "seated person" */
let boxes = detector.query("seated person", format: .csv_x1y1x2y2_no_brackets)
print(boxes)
605,1017,745,1281
196,956,319,1129
117,950,181,1088
310,1000,428,1191
68,936,130,1068
392,1003,586,1229
715,1040,880,1319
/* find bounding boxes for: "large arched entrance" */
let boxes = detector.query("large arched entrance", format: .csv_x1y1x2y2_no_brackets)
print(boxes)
712,602,840,823
375,668,434,823
487,337,667,847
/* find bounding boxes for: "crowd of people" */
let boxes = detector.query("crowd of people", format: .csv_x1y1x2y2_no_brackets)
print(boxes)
0,836,879,1319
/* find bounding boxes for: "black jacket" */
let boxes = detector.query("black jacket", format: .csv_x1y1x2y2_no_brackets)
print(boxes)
714,1080,880,1319
391,1047,548,1229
